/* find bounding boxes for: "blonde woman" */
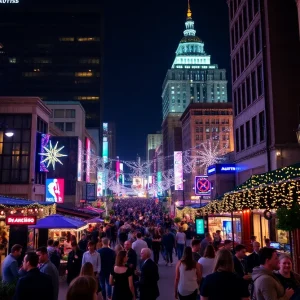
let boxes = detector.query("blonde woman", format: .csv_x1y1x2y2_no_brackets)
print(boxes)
200,249,249,300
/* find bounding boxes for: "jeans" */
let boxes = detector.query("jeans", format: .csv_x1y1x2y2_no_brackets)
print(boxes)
100,272,112,300
153,248,160,264
177,244,185,260
165,248,173,263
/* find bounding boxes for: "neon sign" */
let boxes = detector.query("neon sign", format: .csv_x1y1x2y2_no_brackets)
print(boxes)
207,164,236,175
0,0,19,3
195,176,211,196
46,178,64,203
6,216,36,225
86,138,91,182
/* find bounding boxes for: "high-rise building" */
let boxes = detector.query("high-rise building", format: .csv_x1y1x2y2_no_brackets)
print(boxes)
162,2,228,121
180,103,234,201
227,0,300,185
0,0,103,133
162,1,229,174
146,133,162,163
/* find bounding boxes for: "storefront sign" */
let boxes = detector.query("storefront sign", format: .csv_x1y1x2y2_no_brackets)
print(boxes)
207,164,236,175
6,216,37,225
195,176,211,196
0,0,19,3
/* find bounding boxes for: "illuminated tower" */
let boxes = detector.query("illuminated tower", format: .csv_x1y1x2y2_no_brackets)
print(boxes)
162,0,228,173
162,0,228,120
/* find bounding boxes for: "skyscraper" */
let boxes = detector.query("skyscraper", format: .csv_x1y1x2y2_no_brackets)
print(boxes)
0,0,103,132
162,1,229,172
227,0,300,185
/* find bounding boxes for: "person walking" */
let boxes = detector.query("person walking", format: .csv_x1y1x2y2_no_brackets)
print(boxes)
109,250,136,300
13,252,53,300
152,228,162,265
137,248,159,300
82,241,101,278
174,246,201,300
176,227,186,260
132,232,148,269
252,247,294,300
36,246,59,300
200,249,249,300
98,237,116,300
162,228,175,266
1,244,22,284
66,241,83,285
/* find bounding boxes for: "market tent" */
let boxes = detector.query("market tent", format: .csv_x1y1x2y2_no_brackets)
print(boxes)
85,217,104,223
30,214,86,229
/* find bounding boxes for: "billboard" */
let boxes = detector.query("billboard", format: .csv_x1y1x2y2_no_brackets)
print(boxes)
157,171,162,196
86,183,96,201
132,177,143,189
85,138,91,182
46,178,64,203
207,164,236,175
77,139,82,181
174,151,183,191
195,218,205,235
195,176,211,196
103,138,108,163
97,171,103,197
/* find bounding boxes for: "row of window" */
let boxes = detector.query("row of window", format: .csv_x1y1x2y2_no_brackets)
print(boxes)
233,64,264,116
169,70,225,81
193,111,232,116
195,119,231,125
52,109,76,118
232,23,262,82
74,96,100,101
54,122,75,132
235,111,265,152
59,37,100,42
22,72,100,77
195,127,229,133
230,0,260,50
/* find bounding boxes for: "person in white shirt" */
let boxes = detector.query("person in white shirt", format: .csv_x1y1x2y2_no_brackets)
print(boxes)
132,232,148,270
198,244,215,281
176,227,186,260
82,241,101,277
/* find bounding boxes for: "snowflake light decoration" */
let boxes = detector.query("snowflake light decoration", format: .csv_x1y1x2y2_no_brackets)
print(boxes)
196,140,226,174
39,141,68,170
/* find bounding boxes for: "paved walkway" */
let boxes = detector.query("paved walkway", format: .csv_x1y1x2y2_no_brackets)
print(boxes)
58,253,178,300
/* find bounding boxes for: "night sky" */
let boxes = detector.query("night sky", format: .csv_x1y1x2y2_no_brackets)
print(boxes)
103,0,231,161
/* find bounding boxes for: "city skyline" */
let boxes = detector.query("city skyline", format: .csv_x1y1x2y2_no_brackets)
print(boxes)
104,0,230,160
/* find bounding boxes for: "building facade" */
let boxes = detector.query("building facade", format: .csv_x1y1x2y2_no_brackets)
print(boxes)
181,103,234,201
0,97,51,201
0,0,103,138
227,0,300,184
146,133,162,163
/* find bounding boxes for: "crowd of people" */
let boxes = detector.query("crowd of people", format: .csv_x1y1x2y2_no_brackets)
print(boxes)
1,198,300,300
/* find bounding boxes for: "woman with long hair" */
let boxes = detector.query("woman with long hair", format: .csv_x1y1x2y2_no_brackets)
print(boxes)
198,245,215,280
66,275,98,300
152,228,162,265
200,249,249,300
175,246,201,300
109,250,135,300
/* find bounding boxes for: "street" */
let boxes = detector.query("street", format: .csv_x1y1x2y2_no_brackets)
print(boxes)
58,254,177,300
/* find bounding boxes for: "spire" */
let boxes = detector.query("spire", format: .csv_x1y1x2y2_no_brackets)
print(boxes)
187,0,192,19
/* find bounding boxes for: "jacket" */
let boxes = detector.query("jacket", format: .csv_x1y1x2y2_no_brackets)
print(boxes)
139,258,160,300
252,266,287,300
13,268,53,300
39,260,59,300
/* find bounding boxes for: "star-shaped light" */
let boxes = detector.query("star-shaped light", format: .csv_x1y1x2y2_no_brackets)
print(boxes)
39,141,67,170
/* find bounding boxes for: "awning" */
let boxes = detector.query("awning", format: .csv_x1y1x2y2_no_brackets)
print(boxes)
85,217,104,223
30,214,86,229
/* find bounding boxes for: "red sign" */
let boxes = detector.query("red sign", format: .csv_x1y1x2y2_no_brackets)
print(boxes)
5,216,37,225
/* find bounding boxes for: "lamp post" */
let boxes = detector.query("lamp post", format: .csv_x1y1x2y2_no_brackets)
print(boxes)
182,179,186,207
0,123,14,137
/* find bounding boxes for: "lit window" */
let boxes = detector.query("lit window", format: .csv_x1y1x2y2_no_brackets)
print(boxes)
77,37,100,42
33,58,52,64
75,72,93,77
9,57,17,63
59,37,75,42
75,96,100,101
79,58,100,64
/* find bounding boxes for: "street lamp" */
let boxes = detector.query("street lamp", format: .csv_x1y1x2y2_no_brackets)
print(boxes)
182,179,186,207
296,124,300,144
0,123,14,137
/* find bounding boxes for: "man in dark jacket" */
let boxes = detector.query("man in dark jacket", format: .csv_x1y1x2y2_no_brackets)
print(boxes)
246,241,260,273
138,248,159,300
14,252,53,300
162,229,175,266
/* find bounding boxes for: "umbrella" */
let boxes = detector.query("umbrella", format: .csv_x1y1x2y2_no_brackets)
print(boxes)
85,217,104,224
30,214,86,229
